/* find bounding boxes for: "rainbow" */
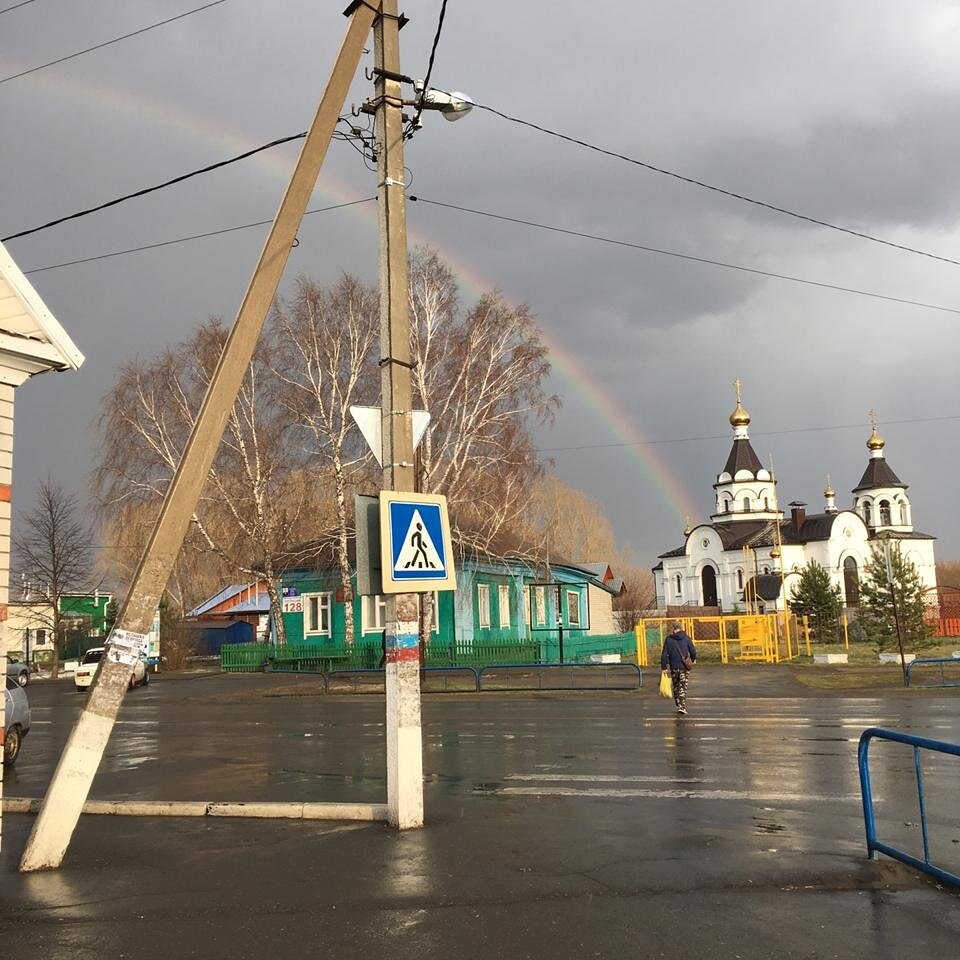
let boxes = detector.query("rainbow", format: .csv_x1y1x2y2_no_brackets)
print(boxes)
17,65,701,527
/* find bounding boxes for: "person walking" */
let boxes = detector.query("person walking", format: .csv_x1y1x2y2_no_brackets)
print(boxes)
660,621,697,715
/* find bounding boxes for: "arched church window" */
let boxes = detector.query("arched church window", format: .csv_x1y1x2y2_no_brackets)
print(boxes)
763,566,770,575
736,569,744,590
743,497,751,512
674,574,682,595
843,556,860,606
863,501,872,526
900,502,908,525
879,500,891,525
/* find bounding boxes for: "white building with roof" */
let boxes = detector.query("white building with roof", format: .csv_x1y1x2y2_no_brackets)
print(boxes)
1,238,84,846
653,385,937,613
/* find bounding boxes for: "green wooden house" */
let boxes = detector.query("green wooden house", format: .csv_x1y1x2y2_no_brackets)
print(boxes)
271,542,624,666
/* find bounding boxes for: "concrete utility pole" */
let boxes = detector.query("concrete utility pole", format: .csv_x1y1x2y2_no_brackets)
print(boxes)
374,0,424,829
20,2,377,872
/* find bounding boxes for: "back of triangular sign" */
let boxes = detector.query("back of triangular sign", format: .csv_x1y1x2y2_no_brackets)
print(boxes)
350,406,431,467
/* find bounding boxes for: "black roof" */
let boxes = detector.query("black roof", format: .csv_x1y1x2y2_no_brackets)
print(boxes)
721,438,763,478
783,514,837,544
745,574,783,601
715,521,771,550
852,457,906,493
657,545,686,559
871,529,936,541
657,510,935,567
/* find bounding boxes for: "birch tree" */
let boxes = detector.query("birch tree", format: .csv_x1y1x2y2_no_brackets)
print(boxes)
407,248,557,641
94,318,316,643
14,479,95,678
272,275,379,644
408,248,557,554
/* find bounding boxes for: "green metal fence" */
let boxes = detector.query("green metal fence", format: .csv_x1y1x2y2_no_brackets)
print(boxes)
219,633,635,674
220,643,274,672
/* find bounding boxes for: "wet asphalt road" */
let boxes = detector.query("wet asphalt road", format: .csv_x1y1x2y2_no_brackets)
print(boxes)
2,665,960,959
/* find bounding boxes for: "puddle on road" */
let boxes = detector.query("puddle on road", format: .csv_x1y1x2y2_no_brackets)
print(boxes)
752,817,787,835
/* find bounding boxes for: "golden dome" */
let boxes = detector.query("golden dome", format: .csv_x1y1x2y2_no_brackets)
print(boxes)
866,427,885,451
824,474,835,498
770,546,781,559
730,377,750,427
729,401,751,427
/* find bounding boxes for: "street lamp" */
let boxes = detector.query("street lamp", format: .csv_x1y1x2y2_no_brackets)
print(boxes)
412,81,474,125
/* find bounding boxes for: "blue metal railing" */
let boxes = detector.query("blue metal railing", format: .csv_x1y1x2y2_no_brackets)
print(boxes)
905,657,960,688
858,727,960,887
478,662,642,692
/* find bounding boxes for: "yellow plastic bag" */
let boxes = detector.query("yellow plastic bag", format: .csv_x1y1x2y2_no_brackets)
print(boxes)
659,670,673,699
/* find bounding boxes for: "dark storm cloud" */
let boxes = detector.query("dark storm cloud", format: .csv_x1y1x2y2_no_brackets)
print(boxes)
4,0,960,568
697,91,960,233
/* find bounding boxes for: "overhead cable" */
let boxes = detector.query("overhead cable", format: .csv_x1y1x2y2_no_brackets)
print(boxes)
2,131,308,242
0,0,230,85
408,195,960,317
460,97,960,270
410,0,450,130
0,0,38,15
22,198,376,274
538,414,960,454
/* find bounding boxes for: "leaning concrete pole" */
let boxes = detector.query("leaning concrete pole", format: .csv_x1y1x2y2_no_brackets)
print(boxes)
20,2,377,872
374,0,424,829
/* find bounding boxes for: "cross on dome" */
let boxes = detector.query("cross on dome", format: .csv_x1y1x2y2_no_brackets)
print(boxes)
867,408,885,452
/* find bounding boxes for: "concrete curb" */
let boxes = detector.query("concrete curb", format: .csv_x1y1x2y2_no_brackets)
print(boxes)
3,798,388,821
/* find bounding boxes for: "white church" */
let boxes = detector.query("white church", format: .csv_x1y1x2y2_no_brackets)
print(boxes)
653,385,938,612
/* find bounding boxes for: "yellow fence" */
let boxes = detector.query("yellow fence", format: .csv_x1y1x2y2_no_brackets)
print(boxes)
635,613,810,666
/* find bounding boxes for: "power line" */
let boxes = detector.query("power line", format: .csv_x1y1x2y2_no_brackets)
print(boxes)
2,131,308,243
408,195,960,317
22,198,376,274
461,97,960,270
410,0,450,130
537,414,960,455
0,0,230,85
0,0,38,15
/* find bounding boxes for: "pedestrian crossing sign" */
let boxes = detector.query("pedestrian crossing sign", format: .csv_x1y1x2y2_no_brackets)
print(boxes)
379,492,457,594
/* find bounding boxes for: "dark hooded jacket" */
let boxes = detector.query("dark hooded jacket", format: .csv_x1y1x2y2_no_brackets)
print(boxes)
660,630,697,672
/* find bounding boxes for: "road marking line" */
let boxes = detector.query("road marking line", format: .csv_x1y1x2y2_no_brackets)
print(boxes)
499,786,868,802
505,774,712,783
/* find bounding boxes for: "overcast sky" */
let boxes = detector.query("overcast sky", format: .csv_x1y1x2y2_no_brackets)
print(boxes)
4,0,960,572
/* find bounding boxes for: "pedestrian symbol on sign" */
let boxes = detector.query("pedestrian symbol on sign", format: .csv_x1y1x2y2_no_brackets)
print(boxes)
398,512,438,569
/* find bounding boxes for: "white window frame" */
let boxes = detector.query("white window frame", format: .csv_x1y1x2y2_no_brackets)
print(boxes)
362,594,387,633
423,592,441,634
303,592,332,637
477,583,491,629
531,585,546,627
498,583,511,628
566,590,581,628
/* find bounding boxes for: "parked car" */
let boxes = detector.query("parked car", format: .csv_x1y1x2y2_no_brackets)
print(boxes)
3,675,31,765
74,647,148,692
5,654,31,687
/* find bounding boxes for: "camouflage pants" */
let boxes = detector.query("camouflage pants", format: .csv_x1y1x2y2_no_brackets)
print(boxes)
671,669,689,711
